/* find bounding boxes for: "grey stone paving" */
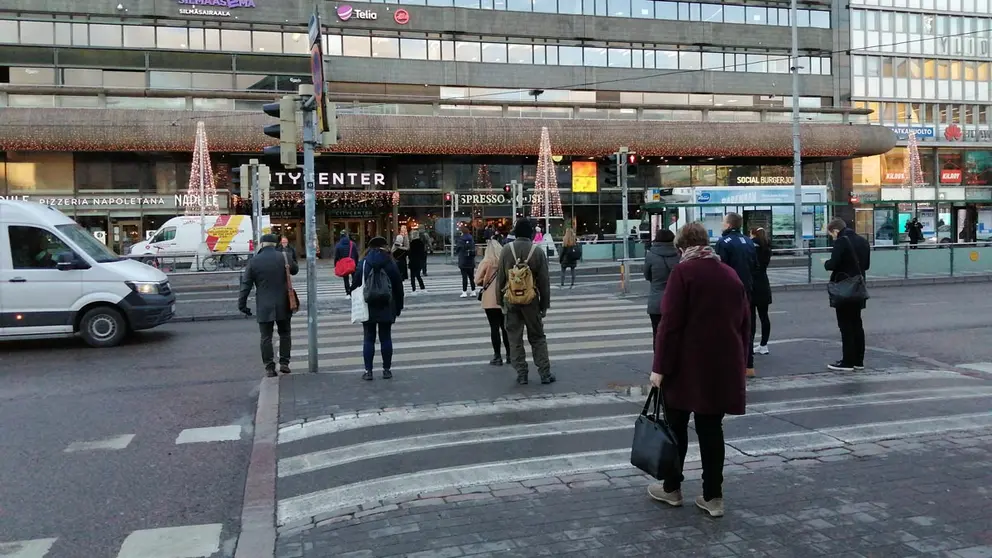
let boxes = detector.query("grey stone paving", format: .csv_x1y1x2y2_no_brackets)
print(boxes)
275,440,992,558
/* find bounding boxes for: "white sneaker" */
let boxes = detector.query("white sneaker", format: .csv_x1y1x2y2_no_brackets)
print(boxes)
756,345,769,355
460,291,469,298
471,290,477,298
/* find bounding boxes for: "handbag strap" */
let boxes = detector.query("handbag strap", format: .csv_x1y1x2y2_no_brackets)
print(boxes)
842,236,863,276
283,251,294,292
642,386,664,418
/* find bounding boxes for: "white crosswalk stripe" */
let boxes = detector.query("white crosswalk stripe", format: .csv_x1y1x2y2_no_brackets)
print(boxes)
274,368,992,526
0,524,224,558
287,294,646,372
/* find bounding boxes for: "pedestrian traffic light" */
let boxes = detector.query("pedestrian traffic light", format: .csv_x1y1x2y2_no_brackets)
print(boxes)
627,154,638,177
444,192,452,202
605,152,620,187
504,184,512,193
262,95,298,169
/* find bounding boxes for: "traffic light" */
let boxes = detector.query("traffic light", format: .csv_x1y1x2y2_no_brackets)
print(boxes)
444,192,452,202
626,154,638,177
504,184,512,193
849,192,860,204
258,165,271,208
232,164,251,199
605,152,620,187
262,96,298,169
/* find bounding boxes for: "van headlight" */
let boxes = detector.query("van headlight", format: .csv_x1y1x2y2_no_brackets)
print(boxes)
126,281,160,295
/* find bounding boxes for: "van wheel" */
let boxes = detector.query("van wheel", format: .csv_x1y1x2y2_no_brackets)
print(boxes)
79,307,127,348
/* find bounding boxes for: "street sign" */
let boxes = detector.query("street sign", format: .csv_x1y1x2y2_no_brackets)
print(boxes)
308,12,329,134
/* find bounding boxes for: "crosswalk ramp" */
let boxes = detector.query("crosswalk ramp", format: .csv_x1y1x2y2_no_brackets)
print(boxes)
288,293,648,372
274,367,992,527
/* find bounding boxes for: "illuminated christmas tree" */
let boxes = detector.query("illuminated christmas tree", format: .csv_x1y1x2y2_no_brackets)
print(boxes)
184,121,219,216
901,131,926,218
530,127,563,230
476,164,492,191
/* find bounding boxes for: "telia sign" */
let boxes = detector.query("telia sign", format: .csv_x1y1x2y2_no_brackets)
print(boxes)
336,5,377,20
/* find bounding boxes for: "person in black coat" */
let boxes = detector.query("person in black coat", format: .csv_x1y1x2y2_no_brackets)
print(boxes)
277,235,297,260
455,225,477,297
715,212,758,377
749,228,773,355
408,230,427,294
352,236,405,381
238,233,299,377
824,218,871,372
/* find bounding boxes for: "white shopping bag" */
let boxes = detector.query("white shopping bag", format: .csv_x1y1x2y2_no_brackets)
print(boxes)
350,262,368,324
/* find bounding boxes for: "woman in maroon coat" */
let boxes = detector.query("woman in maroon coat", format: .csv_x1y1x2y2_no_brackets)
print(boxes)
647,222,750,518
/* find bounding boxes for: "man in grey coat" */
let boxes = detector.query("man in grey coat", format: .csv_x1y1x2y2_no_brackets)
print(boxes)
496,219,553,385
239,233,299,377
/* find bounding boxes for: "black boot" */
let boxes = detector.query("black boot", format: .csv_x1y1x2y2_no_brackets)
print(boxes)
362,370,374,381
540,372,557,385
489,356,503,366
382,369,393,379
516,372,528,385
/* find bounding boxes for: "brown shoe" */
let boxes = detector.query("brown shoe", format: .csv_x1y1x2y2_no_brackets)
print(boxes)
265,368,277,378
279,365,292,375
647,483,683,506
746,368,756,378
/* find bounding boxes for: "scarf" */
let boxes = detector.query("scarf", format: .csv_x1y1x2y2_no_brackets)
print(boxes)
680,245,721,263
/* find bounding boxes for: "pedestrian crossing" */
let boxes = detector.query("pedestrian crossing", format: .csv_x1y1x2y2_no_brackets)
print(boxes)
287,294,649,372
274,367,992,527
2,524,225,558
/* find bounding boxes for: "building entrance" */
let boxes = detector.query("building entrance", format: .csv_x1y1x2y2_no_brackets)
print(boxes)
270,220,303,256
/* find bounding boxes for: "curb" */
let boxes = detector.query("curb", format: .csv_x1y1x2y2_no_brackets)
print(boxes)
172,314,247,323
234,377,280,558
772,273,992,292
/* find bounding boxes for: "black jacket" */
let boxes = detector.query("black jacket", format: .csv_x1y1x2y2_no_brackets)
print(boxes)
238,246,299,323
825,228,871,284
751,243,773,307
409,237,427,269
643,242,680,315
715,229,757,296
456,233,476,269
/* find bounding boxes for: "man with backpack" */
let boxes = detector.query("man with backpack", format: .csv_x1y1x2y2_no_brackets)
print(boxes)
497,219,553,385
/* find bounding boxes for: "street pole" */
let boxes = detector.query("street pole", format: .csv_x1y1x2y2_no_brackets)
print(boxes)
510,179,519,225
300,86,318,374
619,146,630,263
250,158,261,249
449,192,456,262
790,0,803,250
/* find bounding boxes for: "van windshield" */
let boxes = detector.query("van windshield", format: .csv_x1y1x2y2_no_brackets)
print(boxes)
56,223,122,263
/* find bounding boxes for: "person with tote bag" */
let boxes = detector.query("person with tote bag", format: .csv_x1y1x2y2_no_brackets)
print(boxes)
350,237,405,381
644,223,750,518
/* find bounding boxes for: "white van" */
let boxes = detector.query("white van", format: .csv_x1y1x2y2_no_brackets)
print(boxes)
0,200,175,347
129,214,270,271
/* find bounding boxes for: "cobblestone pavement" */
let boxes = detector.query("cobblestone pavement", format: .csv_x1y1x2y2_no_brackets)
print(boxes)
275,439,992,558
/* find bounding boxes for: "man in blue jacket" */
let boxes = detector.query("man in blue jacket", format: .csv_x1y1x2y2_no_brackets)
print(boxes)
715,212,758,378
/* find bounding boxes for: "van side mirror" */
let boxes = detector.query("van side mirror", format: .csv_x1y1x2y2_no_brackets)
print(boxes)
56,251,88,271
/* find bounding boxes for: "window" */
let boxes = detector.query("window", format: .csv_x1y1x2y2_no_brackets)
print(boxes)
700,3,722,22
401,38,428,59
746,6,766,24
62,68,102,86
284,32,309,54
0,20,17,43
8,68,55,85
19,22,54,45
253,31,283,53
123,25,155,48
724,5,745,23
8,226,72,270
608,48,632,68
90,24,123,47
371,37,400,58
56,223,120,263
584,47,607,66
151,227,177,243
103,71,145,88
158,27,189,49
192,73,233,89
679,51,701,70
455,41,481,62
507,44,532,64
342,36,371,57
810,10,830,28
481,42,507,63
655,1,677,19
220,29,251,51
559,46,583,65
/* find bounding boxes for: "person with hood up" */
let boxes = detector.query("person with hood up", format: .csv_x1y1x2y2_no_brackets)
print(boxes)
334,232,360,298
408,229,427,294
352,236,405,381
455,225,477,298
644,229,680,339
715,212,758,378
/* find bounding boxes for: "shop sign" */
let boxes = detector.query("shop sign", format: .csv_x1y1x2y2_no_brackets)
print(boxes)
328,208,375,218
941,169,963,183
274,172,386,187
457,192,534,205
735,176,794,185
336,5,377,21
966,188,992,200
1,194,172,206
891,126,935,140
943,124,992,142
937,36,991,58
393,9,410,24
883,171,906,183
177,0,255,18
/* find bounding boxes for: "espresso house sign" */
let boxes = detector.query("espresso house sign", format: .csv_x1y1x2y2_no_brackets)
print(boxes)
457,192,535,205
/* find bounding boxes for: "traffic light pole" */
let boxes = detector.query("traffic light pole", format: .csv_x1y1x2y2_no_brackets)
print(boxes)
619,146,630,263
510,180,519,224
301,90,319,374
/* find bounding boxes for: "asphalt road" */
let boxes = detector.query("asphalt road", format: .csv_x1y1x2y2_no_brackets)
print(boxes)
0,321,266,558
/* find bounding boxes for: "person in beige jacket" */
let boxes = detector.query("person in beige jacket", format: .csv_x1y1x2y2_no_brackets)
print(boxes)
475,238,511,366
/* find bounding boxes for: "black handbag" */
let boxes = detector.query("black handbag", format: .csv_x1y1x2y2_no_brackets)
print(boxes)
827,237,870,308
630,387,681,480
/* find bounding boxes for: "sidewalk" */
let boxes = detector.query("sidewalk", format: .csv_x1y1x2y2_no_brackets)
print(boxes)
275,440,992,558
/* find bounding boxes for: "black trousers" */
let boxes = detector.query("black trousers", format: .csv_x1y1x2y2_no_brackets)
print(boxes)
752,304,771,346
747,303,756,368
410,266,425,291
342,273,354,295
835,304,866,366
663,408,726,501
259,319,291,370
560,265,576,287
650,313,662,344
461,268,476,291
485,308,511,358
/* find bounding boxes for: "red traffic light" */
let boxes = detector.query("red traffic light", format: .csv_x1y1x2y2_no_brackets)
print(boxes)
628,154,637,165
504,184,512,193
849,194,860,204
444,193,452,201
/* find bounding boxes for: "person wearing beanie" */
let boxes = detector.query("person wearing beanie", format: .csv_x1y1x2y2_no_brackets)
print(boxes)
496,218,554,385
352,235,405,381
238,232,299,377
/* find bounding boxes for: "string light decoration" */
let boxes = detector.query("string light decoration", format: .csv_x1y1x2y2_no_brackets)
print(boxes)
901,131,926,189
0,109,891,160
530,127,564,224
184,122,219,216
232,190,400,212
476,164,493,191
